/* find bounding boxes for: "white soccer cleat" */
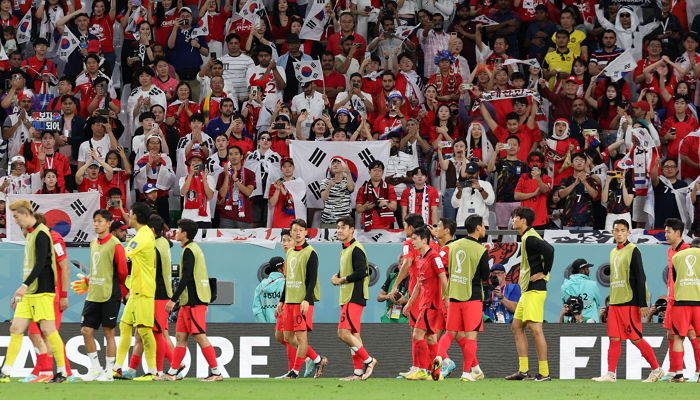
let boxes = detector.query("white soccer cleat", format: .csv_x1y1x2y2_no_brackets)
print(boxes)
96,371,114,382
459,372,476,382
592,373,617,382
642,368,664,383
82,370,102,382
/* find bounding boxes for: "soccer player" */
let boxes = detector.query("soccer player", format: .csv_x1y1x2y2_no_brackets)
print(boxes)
332,216,378,381
158,219,222,382
127,215,176,376
669,240,700,382
276,219,328,379
113,202,158,380
23,213,74,383
403,226,448,381
506,206,554,381
77,209,128,382
592,219,664,383
661,218,697,382
433,215,490,382
0,200,67,383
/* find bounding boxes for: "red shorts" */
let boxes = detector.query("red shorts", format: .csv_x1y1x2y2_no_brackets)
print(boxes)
175,305,207,334
283,303,315,332
338,303,364,333
275,310,284,331
415,306,446,334
607,305,643,341
153,299,170,333
28,298,62,335
408,307,419,327
446,300,484,333
663,300,675,330
671,305,700,337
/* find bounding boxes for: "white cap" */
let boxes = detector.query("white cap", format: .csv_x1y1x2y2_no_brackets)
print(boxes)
10,155,25,164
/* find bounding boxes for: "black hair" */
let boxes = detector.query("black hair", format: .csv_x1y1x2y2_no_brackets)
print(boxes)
665,218,684,235
227,145,243,155
598,77,624,121
148,214,166,238
220,98,235,107
505,112,520,122
61,94,78,104
107,187,122,197
190,113,205,123
613,219,630,230
512,97,528,106
281,228,291,238
413,226,431,241
571,152,587,162
93,209,113,221
131,202,152,225
226,33,241,43
381,70,396,80
505,135,520,145
512,206,535,227
527,151,545,163
139,111,156,122
662,157,677,167
404,213,425,229
464,215,483,234
440,218,457,236
175,81,193,101
178,218,198,241
104,149,123,168
134,66,155,78
410,166,429,177
290,218,307,229
555,29,570,38
337,216,355,227
368,160,384,171
58,76,75,88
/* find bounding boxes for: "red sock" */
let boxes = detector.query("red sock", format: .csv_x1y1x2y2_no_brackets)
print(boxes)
32,353,45,375
671,351,684,373
171,346,186,371
355,347,371,363
471,357,479,368
293,356,305,372
63,346,72,376
201,345,218,368
129,354,142,370
428,342,438,362
352,353,364,371
286,344,297,371
415,339,429,370
164,340,174,365
45,355,54,374
306,346,319,361
608,340,622,373
691,338,700,372
156,334,167,371
459,337,477,372
634,339,660,370
437,332,453,359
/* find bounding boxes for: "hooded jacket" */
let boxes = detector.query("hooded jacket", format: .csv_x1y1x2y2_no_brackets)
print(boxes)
561,273,603,323
595,5,660,60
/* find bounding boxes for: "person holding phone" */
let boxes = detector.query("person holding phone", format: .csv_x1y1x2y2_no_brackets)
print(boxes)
179,149,216,228
215,145,255,228
601,160,634,231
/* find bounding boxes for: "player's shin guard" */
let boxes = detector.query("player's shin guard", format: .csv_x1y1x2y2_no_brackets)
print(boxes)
293,357,305,372
169,346,187,373
670,351,684,373
116,323,133,367
634,339,660,370
1,333,24,373
457,337,476,372
137,327,157,374
286,344,297,371
607,340,622,373
201,346,218,368
306,346,320,362
691,338,700,372
46,332,66,372
437,332,453,359
415,339,429,370
354,347,372,363
351,351,364,375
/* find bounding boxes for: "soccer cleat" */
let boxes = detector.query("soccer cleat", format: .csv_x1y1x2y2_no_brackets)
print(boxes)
302,359,315,378
459,372,476,382
200,374,223,382
687,373,699,383
96,371,114,382
339,375,361,381
153,373,182,381
642,368,664,383
441,358,456,378
471,370,485,381
361,358,378,381
0,372,10,383
313,356,328,378
19,374,38,383
592,373,617,382
431,356,443,381
405,369,430,381
48,373,66,384
659,372,676,382
66,375,81,383
669,375,685,383
30,374,53,383
113,369,134,380
275,371,294,379
133,374,154,381
82,370,102,382
505,371,528,380
528,374,551,382
397,366,417,378
282,371,299,379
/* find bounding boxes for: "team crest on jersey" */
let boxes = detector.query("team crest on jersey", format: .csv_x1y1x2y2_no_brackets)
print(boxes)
129,241,138,248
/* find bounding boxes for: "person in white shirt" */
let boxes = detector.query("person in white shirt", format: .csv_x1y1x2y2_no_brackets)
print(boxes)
452,162,494,228
419,13,451,78
334,73,375,119
335,36,361,85
0,156,41,195
246,44,287,132
2,94,33,168
291,82,326,138
220,33,255,105
197,59,238,102
77,115,119,169
244,131,281,227
385,132,417,200
126,66,167,141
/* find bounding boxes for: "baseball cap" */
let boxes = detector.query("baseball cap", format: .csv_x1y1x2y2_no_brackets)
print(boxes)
387,90,403,101
631,101,651,112
571,258,593,273
564,76,583,85
490,264,506,272
88,160,101,168
9,155,25,164
287,33,302,43
186,149,206,164
110,220,128,232
465,162,479,174
143,182,158,194
146,134,162,143
178,6,192,14
265,256,285,274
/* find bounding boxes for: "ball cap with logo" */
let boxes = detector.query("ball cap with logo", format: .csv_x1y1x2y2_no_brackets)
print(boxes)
265,256,285,274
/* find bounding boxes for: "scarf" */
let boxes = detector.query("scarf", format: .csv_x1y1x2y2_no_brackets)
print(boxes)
360,180,394,229
400,70,424,105
466,121,493,164
408,186,431,224
644,175,692,229
222,164,247,218
619,127,659,196
184,170,208,217
40,6,63,51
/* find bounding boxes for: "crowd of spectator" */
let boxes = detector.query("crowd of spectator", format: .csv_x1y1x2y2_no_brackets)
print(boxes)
1,0,700,234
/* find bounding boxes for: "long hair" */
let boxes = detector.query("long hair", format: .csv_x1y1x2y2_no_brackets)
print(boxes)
433,104,455,133
597,78,624,121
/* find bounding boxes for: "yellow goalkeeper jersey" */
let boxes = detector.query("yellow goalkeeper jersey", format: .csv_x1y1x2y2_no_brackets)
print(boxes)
125,225,156,297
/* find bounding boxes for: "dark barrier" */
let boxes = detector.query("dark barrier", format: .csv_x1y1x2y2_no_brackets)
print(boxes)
0,323,691,379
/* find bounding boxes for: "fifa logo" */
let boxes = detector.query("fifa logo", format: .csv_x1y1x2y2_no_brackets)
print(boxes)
685,254,696,277
454,250,466,274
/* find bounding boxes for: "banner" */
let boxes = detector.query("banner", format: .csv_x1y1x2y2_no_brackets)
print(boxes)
299,0,330,41
293,60,323,83
58,28,80,61
473,14,499,26
602,49,636,82
289,140,391,209
7,192,100,243
16,10,32,44
503,57,541,69
471,88,541,111
395,25,417,40
543,228,667,244
239,0,264,23
191,18,210,38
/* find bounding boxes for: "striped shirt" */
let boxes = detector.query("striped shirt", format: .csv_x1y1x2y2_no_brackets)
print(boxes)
319,176,353,224
219,53,255,103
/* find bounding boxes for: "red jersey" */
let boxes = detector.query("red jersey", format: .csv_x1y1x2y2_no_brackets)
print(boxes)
228,19,254,50
661,115,700,160
106,170,130,206
37,152,71,191
515,173,552,226
152,76,179,100
372,114,403,139
271,137,290,158
403,238,441,293
314,72,346,108
269,183,296,229
667,241,691,301
205,11,231,42
22,57,57,93
167,100,200,137
416,248,446,309
494,125,542,162
427,71,463,103
154,10,179,45
229,135,254,157
399,186,441,225
79,175,110,208
200,94,228,123
49,230,68,297
326,32,367,61
679,135,700,180
90,15,115,53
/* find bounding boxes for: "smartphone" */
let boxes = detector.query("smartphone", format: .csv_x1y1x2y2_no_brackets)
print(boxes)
502,143,512,150
440,141,453,148
582,128,598,137
130,0,141,6
251,86,259,97
211,52,217,59
97,109,110,116
354,43,362,48
300,108,307,114
152,122,158,129
109,200,119,208
352,82,360,88
364,6,371,12
450,32,457,37
364,51,371,60
194,164,205,171
273,123,285,130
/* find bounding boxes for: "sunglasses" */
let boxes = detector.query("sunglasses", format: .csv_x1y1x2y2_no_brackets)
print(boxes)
259,137,271,141
620,13,630,17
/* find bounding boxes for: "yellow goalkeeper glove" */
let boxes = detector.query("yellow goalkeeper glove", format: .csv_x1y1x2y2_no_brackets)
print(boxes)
71,274,89,295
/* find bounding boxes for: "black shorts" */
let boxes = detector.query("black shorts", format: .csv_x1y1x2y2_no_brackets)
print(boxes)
82,300,121,329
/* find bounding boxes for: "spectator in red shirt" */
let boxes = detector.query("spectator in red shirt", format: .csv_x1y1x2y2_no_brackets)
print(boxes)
327,11,367,62
514,152,552,229
21,38,57,93
36,169,67,194
106,187,129,223
166,82,200,137
427,50,462,105
75,153,114,209
400,166,440,225
152,58,179,102
216,145,256,228
543,119,580,186
372,90,405,139
661,94,700,161
269,158,305,229
481,103,539,161
356,160,398,231
270,114,292,158
314,51,346,108
226,114,255,156
34,131,72,191
538,75,582,121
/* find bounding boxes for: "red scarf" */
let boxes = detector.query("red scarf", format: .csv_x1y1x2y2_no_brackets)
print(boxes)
184,170,208,217
360,179,394,229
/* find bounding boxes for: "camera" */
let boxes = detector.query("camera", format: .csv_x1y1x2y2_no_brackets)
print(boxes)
211,52,217,59
653,298,667,314
108,199,120,208
564,296,584,317
353,82,360,88
501,143,511,150
489,275,499,288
